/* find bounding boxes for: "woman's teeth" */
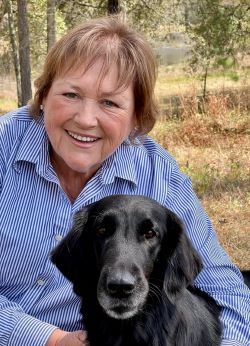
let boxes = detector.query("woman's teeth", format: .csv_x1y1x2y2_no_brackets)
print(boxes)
68,131,97,142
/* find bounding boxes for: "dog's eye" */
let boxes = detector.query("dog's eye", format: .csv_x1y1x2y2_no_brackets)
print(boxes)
96,228,107,236
144,229,158,240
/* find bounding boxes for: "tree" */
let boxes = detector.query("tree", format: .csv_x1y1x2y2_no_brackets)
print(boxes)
47,0,56,51
56,0,171,38
107,0,120,14
17,0,32,105
57,1,106,29
5,0,22,106
185,0,250,98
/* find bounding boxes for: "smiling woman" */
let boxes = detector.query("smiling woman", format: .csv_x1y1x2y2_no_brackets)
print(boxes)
42,60,135,198
0,15,249,346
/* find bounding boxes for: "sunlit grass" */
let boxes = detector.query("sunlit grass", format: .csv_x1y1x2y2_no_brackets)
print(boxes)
150,115,250,269
0,75,17,115
0,95,17,115
152,68,249,269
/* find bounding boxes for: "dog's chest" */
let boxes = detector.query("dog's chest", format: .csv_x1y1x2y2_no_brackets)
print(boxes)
86,314,170,346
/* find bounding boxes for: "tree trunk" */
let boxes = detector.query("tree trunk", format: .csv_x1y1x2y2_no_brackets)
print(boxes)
47,0,56,52
17,0,32,106
5,0,22,107
203,64,209,100
107,0,120,14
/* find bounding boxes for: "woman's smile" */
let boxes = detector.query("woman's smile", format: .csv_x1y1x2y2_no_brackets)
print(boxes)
67,130,100,144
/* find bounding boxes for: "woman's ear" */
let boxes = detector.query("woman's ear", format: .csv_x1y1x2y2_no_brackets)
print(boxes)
50,208,89,282
162,211,203,302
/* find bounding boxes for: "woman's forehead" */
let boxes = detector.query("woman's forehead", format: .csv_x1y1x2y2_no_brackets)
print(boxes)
55,58,134,93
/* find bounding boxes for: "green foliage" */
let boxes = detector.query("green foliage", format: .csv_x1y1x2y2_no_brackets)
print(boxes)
217,57,235,69
0,2,13,75
120,0,171,39
57,0,106,29
184,0,250,96
227,71,240,82
1,0,249,85
56,0,173,40
187,0,250,68
28,0,47,74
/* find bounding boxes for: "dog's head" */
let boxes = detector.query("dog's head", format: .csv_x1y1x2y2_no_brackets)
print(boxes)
51,195,202,319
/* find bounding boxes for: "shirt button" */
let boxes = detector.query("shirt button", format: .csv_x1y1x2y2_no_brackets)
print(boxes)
54,234,63,242
37,279,45,286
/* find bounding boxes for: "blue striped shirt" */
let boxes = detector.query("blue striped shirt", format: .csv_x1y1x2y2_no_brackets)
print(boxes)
0,106,249,346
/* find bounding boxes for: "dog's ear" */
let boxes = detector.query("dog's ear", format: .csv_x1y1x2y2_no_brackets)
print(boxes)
162,211,203,301
51,208,89,283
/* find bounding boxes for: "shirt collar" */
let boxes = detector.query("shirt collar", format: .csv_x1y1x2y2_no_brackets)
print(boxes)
100,141,137,186
14,115,50,168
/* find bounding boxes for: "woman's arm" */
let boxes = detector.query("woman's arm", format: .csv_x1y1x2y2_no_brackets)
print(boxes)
0,295,58,345
166,171,250,345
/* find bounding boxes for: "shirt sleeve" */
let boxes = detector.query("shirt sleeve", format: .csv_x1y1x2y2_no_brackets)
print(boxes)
166,170,250,345
0,119,55,344
0,294,57,346
0,134,5,193
221,341,249,346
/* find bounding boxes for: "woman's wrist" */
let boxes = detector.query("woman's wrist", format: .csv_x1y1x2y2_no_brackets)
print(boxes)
46,329,69,346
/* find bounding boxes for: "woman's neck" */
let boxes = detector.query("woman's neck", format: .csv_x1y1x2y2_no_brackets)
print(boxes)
50,150,94,203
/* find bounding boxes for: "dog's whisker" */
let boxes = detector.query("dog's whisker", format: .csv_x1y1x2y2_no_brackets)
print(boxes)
148,283,163,304
148,287,161,301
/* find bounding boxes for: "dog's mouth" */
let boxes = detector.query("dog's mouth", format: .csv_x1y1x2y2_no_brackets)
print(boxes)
98,293,147,319
102,301,141,319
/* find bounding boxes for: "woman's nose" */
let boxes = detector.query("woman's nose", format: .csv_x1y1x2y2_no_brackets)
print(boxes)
74,98,99,128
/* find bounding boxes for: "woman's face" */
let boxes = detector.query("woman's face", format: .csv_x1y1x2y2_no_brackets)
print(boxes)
43,60,135,179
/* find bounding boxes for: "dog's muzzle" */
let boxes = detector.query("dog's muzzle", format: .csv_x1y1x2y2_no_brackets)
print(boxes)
97,265,149,319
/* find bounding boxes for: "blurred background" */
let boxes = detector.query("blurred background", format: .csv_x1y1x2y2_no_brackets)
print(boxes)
0,0,249,268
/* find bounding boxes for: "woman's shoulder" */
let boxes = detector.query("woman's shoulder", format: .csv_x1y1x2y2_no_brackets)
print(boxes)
0,106,35,157
133,135,177,166
0,106,32,126
0,106,34,140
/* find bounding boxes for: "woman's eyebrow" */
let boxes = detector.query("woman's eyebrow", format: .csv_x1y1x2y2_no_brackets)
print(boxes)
99,87,129,98
55,80,129,100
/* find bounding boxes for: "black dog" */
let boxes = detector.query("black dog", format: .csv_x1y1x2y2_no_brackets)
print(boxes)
51,195,221,346
241,270,250,288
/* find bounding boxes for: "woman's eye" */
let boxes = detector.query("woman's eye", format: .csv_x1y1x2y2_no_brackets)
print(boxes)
102,99,119,108
63,92,79,99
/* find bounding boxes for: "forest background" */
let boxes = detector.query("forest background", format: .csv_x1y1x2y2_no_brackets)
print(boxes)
0,0,249,269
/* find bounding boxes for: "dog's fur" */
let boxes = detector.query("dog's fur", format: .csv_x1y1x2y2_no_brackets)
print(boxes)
51,195,222,346
242,270,250,288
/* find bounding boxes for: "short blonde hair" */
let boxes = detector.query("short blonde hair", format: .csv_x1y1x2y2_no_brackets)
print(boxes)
30,16,159,137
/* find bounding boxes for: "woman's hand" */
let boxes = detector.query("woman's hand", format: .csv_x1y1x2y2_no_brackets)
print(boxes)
46,329,89,346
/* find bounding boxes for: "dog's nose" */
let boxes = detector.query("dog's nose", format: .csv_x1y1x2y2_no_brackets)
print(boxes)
107,271,136,296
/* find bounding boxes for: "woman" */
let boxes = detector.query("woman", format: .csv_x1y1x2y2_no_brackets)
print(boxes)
0,16,249,346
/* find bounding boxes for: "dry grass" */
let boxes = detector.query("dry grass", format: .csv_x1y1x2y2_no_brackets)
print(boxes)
166,143,249,269
151,84,250,269
203,195,249,269
0,76,17,114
